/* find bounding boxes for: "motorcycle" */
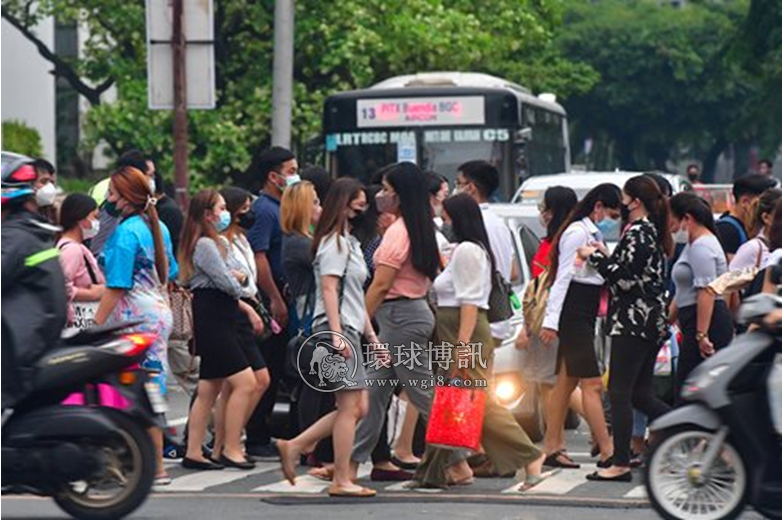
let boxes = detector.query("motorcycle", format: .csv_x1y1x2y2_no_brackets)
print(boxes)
645,293,782,520
2,323,167,519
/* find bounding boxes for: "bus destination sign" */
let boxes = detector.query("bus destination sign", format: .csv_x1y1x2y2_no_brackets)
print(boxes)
357,96,485,128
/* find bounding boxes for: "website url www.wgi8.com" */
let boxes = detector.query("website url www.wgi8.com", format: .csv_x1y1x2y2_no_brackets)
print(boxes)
363,375,488,390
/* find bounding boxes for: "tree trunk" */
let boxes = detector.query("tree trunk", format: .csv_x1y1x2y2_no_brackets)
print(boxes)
702,136,728,183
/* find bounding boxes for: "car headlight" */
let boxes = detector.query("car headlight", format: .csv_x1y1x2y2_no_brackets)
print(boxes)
495,379,519,404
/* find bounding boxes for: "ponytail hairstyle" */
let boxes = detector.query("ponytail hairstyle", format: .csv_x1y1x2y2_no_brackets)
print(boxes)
624,175,674,257
110,166,169,285
548,183,621,284
670,192,718,235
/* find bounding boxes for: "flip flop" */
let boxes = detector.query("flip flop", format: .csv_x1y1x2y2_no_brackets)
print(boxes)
517,469,560,493
543,449,580,469
327,485,377,497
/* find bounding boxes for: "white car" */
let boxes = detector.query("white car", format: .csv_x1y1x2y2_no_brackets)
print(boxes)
486,203,562,440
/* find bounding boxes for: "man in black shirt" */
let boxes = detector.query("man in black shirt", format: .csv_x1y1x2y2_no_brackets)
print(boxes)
716,174,778,261
153,172,183,254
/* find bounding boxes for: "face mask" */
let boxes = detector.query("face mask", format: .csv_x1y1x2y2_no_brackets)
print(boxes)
538,213,549,229
673,226,689,244
348,208,366,226
237,210,256,230
285,174,302,187
35,183,57,207
273,172,299,191
214,210,231,232
104,200,121,218
620,203,631,223
148,177,156,195
433,203,443,219
81,219,100,240
375,191,399,214
596,217,620,238
452,186,463,196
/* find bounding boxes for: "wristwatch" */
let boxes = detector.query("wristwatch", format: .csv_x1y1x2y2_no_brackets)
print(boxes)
695,331,708,342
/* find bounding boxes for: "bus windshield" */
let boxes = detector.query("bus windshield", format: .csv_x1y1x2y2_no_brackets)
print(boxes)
328,129,507,185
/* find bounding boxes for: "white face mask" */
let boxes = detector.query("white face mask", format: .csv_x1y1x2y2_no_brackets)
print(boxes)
673,226,689,244
35,182,57,207
433,203,443,218
452,186,463,196
81,219,101,240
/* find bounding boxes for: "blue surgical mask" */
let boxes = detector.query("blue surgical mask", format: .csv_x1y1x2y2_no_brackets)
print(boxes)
596,217,620,238
214,210,231,232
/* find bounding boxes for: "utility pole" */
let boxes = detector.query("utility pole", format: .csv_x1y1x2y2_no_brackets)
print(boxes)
172,0,189,208
271,0,294,149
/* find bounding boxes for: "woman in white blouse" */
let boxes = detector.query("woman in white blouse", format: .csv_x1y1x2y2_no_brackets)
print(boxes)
539,184,621,470
409,194,548,492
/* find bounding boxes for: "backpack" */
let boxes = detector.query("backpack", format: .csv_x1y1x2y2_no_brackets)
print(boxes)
717,215,748,246
522,269,550,336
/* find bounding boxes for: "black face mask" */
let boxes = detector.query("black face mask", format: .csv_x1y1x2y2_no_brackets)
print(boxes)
237,209,256,230
620,203,631,223
348,208,367,226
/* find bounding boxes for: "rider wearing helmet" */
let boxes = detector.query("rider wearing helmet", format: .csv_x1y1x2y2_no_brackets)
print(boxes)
2,155,68,410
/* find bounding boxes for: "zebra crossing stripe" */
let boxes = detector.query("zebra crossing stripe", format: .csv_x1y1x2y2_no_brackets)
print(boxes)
253,463,373,493
502,467,589,495
624,485,647,498
157,463,279,492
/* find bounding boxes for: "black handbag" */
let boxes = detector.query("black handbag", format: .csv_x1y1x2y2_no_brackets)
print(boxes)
480,244,514,323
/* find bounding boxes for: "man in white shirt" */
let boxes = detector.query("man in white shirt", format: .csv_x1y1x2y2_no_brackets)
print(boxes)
455,160,519,344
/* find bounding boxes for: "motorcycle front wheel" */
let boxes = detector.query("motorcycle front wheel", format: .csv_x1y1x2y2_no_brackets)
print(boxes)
645,426,747,520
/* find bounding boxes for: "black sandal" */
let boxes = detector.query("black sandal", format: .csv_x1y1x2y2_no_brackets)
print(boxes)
543,449,580,469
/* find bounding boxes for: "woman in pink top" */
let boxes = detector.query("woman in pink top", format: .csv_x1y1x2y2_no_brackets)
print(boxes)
348,163,443,482
57,193,106,326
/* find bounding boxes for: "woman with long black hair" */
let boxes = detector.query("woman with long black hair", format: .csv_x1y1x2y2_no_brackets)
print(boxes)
349,162,442,478
409,194,547,491
577,176,674,481
539,183,620,469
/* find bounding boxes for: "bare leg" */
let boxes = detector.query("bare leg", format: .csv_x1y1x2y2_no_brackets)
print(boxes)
392,392,421,464
543,365,578,456
222,368,257,462
332,390,368,489
149,427,165,476
185,379,223,462
210,381,230,460
579,377,613,460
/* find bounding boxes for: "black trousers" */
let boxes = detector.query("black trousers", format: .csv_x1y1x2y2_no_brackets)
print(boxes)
245,330,288,446
608,336,672,467
675,301,734,401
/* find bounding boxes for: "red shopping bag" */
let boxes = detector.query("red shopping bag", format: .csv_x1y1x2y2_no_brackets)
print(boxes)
425,375,486,452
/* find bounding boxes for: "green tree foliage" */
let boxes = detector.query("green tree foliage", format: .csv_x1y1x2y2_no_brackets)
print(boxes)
2,0,597,187
558,0,780,179
1,120,44,157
